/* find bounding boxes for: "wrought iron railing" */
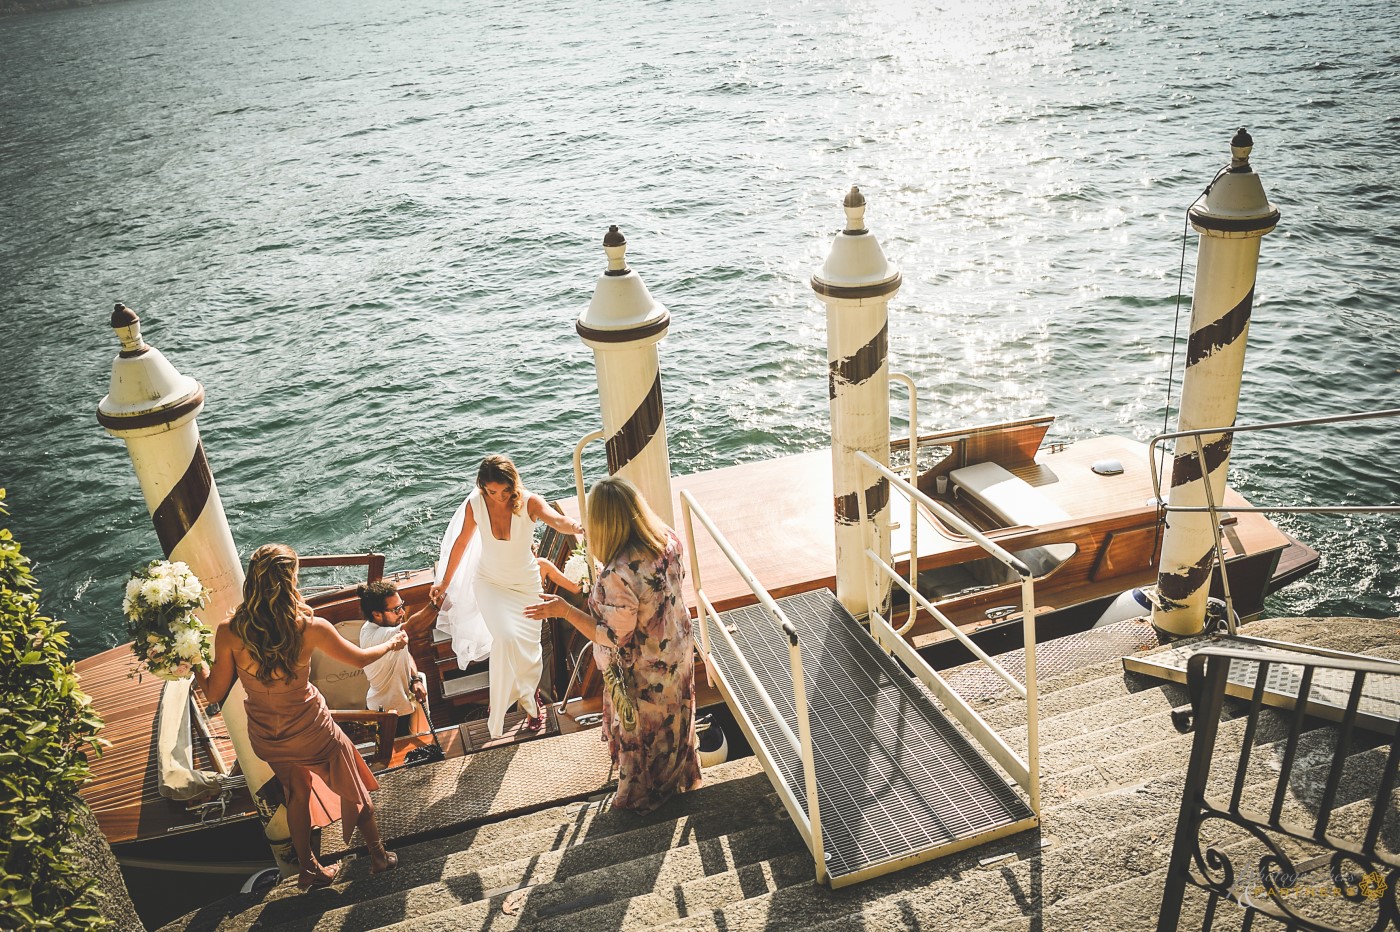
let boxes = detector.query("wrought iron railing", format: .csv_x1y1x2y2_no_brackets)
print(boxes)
1158,646,1400,930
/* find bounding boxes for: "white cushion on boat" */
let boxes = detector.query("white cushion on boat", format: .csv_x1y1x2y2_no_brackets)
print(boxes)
308,620,370,710
949,462,1069,527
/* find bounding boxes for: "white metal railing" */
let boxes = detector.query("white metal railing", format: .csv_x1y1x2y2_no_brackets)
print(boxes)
571,429,606,591
1146,408,1400,635
679,489,827,884
889,372,920,610
854,450,1041,817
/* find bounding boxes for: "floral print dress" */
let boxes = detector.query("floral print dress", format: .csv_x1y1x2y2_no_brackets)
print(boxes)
589,529,702,813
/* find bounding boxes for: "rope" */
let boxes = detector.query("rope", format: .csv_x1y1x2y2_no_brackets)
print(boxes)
1156,164,1231,555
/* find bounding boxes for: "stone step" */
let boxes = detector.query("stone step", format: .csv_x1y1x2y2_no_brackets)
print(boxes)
163,759,769,932
365,814,807,932
287,811,800,923
376,756,768,871
670,736,1387,932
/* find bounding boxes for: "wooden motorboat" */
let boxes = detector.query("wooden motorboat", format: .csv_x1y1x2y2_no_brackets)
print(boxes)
74,410,1315,875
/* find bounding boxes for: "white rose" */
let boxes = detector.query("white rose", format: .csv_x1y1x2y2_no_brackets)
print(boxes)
168,561,191,578
125,577,142,603
177,575,204,603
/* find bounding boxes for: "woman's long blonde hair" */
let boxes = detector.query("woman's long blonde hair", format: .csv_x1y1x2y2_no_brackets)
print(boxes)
230,543,307,683
586,477,669,566
477,454,525,515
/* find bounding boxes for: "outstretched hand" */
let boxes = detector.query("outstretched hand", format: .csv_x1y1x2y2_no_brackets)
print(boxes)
389,629,409,651
524,594,568,621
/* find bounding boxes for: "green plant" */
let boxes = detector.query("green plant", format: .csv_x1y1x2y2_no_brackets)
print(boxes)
0,489,109,930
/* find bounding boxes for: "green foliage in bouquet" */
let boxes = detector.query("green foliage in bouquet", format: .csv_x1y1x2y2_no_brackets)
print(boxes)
0,490,109,930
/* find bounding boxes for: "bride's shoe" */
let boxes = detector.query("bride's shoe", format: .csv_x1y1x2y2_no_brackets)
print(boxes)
297,860,339,891
524,690,546,732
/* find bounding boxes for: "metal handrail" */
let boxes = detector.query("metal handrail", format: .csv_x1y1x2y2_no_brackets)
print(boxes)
1147,408,1400,633
679,488,826,883
890,372,920,600
1146,408,1400,513
854,450,1041,817
571,429,606,591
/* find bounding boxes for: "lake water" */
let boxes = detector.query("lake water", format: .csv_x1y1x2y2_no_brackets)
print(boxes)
2,0,1397,660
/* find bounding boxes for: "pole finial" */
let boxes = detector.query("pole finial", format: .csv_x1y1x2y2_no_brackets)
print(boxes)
842,186,867,234
603,225,629,275
1230,127,1254,172
110,302,147,355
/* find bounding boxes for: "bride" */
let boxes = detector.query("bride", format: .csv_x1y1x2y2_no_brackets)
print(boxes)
430,454,584,738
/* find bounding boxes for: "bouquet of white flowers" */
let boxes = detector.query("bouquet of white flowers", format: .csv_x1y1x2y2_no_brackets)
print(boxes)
123,559,212,681
562,543,600,594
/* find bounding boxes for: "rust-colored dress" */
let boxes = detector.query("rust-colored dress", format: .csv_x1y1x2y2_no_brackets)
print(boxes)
237,660,378,845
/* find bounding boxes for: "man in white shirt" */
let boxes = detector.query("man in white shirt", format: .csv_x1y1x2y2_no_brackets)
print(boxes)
357,581,432,736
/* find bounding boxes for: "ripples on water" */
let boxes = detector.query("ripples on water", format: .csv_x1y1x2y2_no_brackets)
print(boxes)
1,0,1396,657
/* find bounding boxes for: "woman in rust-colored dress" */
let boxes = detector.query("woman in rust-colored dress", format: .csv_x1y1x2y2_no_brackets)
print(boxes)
203,543,405,889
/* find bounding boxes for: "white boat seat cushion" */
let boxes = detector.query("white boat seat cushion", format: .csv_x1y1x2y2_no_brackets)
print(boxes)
948,461,1069,527
307,619,370,711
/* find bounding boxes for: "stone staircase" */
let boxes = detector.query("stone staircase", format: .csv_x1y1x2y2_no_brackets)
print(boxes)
159,616,1400,931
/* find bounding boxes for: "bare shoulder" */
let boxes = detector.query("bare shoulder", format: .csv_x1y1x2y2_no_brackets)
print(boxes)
302,614,338,644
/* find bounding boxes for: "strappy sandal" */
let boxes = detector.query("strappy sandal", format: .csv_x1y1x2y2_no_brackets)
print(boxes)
368,839,399,876
523,690,546,732
297,860,339,891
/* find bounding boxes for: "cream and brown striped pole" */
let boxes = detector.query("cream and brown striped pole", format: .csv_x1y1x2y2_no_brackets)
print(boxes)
1152,130,1279,637
577,227,675,525
97,303,296,875
812,188,902,617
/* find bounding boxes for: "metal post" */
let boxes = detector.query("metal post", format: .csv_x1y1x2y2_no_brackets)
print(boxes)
680,495,710,657
1157,653,1229,931
790,635,825,884
1019,576,1041,817
890,373,920,599
571,429,606,590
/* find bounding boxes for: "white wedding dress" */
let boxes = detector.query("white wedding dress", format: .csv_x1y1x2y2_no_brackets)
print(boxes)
435,488,543,738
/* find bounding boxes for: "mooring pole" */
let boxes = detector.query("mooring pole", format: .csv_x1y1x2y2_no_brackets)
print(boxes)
1152,130,1279,637
97,304,296,875
577,226,676,524
812,188,902,617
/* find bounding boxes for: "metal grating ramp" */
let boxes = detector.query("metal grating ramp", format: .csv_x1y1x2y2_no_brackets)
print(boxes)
1123,634,1400,734
706,588,1035,887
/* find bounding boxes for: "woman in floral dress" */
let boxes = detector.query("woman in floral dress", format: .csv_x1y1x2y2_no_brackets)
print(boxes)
527,477,702,813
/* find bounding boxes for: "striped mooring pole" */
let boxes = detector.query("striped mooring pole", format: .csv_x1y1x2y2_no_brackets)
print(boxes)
1152,129,1279,637
812,187,902,618
97,303,296,875
577,226,676,525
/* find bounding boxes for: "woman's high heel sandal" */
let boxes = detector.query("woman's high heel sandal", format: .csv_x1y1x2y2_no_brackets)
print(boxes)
297,860,339,891
524,689,545,732
369,840,399,876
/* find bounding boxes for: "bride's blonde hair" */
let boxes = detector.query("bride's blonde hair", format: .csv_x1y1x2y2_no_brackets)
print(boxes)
586,477,668,566
230,543,307,683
